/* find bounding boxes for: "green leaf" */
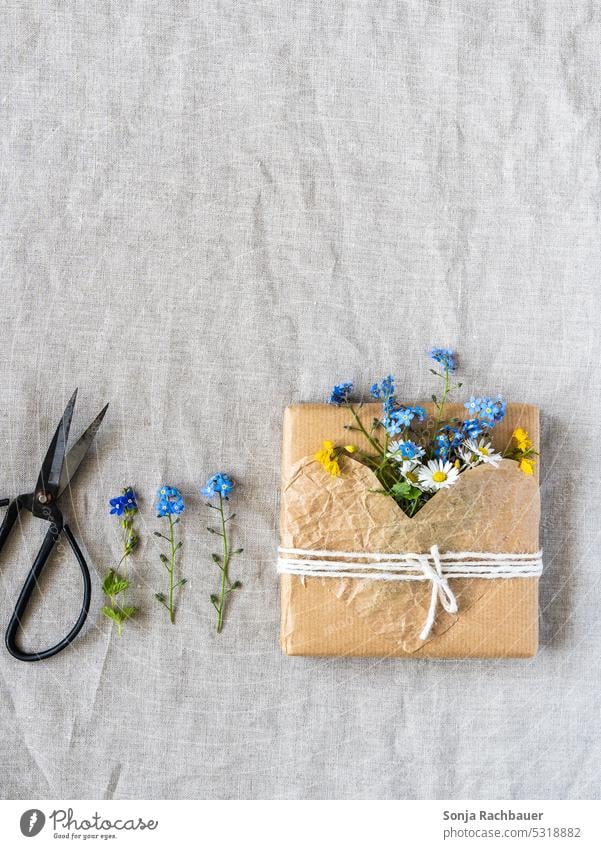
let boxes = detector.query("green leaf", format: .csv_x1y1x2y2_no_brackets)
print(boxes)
102,606,121,624
102,570,129,596
154,593,170,610
102,606,135,625
390,482,422,501
102,571,116,596
391,481,412,498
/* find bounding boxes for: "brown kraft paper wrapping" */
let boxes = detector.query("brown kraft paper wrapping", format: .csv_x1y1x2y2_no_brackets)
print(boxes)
279,402,540,658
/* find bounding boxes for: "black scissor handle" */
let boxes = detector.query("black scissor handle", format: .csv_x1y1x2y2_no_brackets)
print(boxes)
0,498,20,552
5,521,91,662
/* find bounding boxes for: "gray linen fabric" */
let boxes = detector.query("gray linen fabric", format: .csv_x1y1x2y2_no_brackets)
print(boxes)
0,1,599,800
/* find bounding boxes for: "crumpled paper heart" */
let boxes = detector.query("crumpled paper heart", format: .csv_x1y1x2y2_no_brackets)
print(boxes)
281,456,540,651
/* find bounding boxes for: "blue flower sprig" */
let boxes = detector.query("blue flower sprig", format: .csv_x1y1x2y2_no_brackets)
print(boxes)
201,473,243,633
102,487,139,636
320,349,509,516
154,486,186,624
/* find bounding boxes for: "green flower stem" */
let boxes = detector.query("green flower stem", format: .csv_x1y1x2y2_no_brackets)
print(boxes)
348,405,386,457
167,514,176,625
408,497,420,517
434,364,451,434
102,500,138,637
433,367,464,435
345,420,428,514
154,514,185,621
348,447,402,500
216,494,230,633
121,523,130,615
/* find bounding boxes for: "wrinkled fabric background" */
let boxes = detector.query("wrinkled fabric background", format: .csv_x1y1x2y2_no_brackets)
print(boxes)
0,1,599,800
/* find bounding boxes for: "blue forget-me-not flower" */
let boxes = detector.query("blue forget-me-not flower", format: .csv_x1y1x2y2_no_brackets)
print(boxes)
201,473,234,500
109,487,138,516
156,486,185,516
429,348,456,372
328,382,353,406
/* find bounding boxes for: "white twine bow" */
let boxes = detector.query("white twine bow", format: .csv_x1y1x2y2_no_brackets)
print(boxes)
277,545,543,642
413,545,458,640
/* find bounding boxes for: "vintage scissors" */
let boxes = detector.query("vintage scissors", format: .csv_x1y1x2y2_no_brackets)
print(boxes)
0,390,108,662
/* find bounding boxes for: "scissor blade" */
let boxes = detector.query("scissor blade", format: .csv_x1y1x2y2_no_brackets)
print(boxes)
58,403,109,497
35,389,78,497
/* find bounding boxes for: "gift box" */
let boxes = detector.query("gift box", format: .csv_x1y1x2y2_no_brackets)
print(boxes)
278,402,541,658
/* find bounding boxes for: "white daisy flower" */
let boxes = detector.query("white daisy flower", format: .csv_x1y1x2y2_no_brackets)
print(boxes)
398,460,424,488
463,438,502,467
417,459,460,491
457,444,479,468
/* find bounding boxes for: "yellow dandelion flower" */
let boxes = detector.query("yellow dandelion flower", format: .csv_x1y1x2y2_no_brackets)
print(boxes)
512,427,533,453
519,457,535,475
315,441,341,477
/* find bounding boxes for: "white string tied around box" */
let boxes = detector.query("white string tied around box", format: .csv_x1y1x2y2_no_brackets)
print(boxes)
277,545,543,641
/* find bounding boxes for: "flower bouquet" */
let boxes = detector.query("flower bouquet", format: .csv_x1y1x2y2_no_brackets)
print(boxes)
278,350,541,658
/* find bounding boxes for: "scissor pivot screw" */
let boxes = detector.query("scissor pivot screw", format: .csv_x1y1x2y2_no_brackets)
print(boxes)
37,493,49,504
